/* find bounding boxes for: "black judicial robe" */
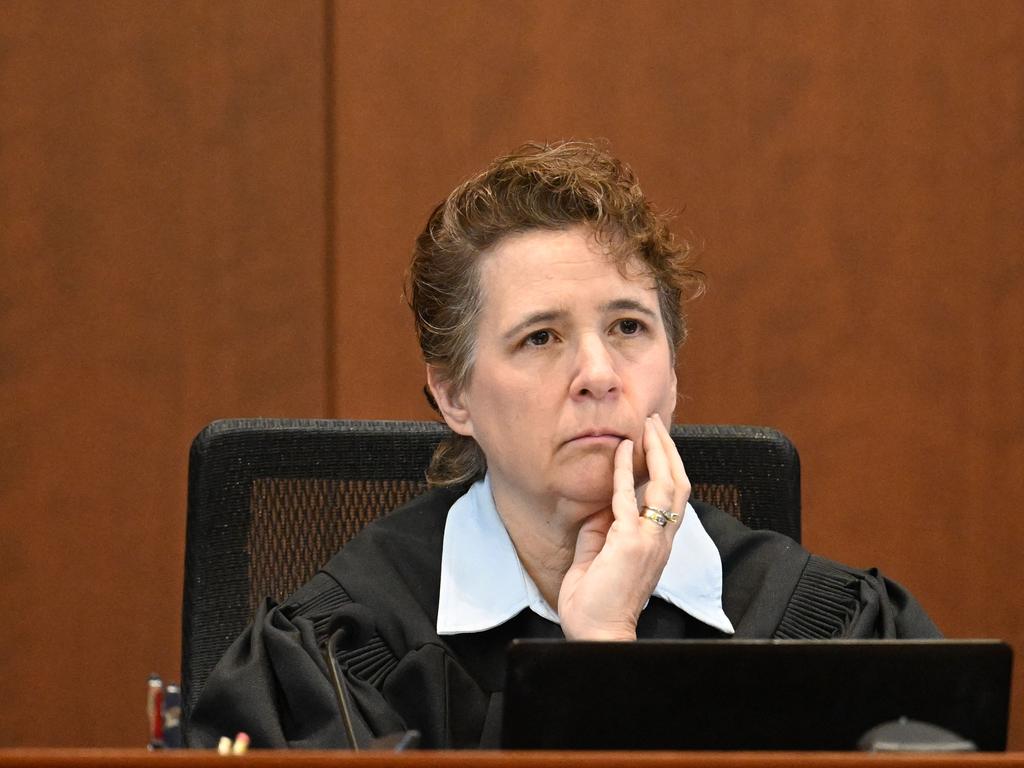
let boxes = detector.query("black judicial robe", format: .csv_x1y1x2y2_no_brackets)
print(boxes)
186,487,941,749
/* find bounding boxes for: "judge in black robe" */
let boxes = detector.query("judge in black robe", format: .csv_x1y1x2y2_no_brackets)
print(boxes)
186,142,940,750
187,486,940,749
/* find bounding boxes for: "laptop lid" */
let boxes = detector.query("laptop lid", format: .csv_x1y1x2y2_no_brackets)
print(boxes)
502,639,1012,751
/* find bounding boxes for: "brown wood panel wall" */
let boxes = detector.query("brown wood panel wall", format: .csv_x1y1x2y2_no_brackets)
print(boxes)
330,0,1024,747
0,0,328,747
1,0,1021,750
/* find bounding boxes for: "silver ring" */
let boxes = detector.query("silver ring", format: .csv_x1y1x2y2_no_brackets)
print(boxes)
642,505,680,525
641,508,668,527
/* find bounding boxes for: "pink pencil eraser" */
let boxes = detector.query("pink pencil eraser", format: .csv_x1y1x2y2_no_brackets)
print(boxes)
231,732,250,755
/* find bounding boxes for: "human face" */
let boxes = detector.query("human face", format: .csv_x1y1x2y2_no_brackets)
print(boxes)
435,226,678,509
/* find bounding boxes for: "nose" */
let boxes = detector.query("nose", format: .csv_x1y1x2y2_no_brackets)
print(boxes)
570,333,621,400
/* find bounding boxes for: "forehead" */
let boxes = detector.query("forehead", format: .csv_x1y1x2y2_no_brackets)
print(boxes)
477,227,658,318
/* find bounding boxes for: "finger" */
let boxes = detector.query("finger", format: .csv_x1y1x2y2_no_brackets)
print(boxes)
641,417,674,513
649,416,691,524
571,510,613,566
635,418,674,534
612,438,640,522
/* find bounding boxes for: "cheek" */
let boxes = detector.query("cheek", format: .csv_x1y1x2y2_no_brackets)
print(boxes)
658,381,677,419
644,359,678,417
465,372,539,440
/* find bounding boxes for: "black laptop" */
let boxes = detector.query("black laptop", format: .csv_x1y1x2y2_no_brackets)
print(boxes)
501,639,1013,751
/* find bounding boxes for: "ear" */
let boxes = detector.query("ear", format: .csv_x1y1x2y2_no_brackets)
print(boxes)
426,365,474,437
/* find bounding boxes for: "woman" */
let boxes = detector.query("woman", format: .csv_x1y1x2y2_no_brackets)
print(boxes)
187,141,939,749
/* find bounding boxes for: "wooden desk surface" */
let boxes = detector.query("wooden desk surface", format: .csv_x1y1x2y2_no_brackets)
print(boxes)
1,750,1023,768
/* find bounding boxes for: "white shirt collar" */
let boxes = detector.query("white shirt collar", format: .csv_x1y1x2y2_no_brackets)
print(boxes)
437,475,735,636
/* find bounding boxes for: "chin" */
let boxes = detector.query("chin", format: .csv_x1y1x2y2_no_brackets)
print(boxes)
557,482,615,506
550,457,617,505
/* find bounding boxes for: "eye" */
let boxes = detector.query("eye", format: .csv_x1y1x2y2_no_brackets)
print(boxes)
525,329,552,347
616,318,644,335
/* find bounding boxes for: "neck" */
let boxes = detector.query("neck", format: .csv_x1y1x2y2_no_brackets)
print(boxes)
489,479,608,610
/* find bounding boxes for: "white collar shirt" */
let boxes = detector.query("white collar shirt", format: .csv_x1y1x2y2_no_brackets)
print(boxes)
437,475,736,636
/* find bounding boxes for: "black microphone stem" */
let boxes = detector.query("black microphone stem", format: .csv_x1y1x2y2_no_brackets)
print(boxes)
326,633,360,751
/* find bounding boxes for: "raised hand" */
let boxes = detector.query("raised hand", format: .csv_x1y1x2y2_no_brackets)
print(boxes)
558,416,691,640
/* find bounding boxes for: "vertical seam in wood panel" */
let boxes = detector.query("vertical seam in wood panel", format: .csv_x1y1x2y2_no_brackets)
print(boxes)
322,0,338,418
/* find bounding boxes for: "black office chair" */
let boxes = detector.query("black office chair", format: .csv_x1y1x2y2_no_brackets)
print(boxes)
181,418,800,724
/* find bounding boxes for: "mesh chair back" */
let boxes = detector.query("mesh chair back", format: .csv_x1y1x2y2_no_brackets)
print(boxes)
182,419,800,721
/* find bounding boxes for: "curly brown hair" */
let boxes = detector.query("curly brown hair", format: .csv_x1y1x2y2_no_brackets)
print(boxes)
407,140,704,487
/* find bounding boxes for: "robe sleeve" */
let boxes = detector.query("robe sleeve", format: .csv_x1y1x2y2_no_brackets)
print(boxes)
185,574,406,749
774,555,941,639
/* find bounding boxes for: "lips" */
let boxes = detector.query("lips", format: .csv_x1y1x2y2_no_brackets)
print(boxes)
564,428,628,445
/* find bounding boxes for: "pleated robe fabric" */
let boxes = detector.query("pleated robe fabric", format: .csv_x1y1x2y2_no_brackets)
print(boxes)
186,487,940,749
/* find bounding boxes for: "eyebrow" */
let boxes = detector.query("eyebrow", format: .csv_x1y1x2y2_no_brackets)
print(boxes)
603,298,659,319
502,310,567,342
501,298,659,342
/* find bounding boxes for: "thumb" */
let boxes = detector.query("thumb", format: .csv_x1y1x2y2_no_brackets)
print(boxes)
571,509,613,566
